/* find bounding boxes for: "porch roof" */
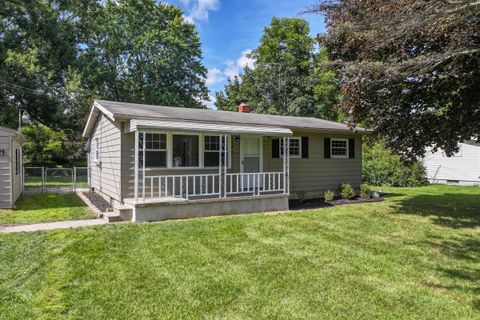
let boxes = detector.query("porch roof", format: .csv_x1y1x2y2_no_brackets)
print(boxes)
128,119,292,136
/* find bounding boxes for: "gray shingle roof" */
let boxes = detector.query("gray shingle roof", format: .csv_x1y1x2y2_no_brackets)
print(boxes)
95,100,366,133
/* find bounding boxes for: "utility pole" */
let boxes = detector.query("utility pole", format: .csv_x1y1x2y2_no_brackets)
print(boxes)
18,109,22,131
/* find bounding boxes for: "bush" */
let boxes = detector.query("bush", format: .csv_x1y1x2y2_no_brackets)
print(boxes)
363,141,428,187
360,184,372,199
324,190,334,202
338,183,356,200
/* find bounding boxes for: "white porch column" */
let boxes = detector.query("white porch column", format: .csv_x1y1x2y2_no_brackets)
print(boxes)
218,134,228,198
142,131,146,202
134,130,139,203
283,136,290,194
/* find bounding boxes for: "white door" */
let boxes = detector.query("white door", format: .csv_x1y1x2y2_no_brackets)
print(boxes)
240,136,262,189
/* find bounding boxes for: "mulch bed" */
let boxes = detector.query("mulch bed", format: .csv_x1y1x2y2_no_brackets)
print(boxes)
83,191,113,212
289,197,384,211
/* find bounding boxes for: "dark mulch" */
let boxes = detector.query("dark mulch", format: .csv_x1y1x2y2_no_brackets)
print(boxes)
289,197,384,210
83,191,112,212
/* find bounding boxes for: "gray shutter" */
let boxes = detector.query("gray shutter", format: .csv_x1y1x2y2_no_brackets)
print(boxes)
272,139,279,158
301,137,309,158
349,138,355,158
324,138,331,159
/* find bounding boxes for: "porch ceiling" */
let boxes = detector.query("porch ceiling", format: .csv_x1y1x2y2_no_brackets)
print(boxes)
128,119,292,136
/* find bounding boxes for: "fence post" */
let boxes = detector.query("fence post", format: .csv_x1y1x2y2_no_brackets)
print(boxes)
41,166,45,192
73,167,77,192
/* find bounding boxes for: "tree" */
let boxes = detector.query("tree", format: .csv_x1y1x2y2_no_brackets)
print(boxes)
1,0,209,164
308,0,480,159
215,17,342,121
21,124,65,166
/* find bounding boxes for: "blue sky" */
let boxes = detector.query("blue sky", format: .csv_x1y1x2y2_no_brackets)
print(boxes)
166,0,326,108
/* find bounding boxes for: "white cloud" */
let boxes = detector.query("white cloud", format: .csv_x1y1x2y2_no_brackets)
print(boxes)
223,49,255,80
183,0,220,23
206,67,226,85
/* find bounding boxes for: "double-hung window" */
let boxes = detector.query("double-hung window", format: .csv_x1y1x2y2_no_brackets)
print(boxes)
331,138,348,158
94,138,100,162
280,137,301,158
139,133,167,168
204,135,220,167
15,149,20,175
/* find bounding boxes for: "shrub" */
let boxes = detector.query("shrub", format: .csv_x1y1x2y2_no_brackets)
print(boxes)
363,141,428,187
338,183,355,200
324,190,334,202
360,184,373,199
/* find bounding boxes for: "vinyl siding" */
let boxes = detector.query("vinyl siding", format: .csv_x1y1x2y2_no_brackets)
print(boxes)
264,131,362,199
423,142,480,183
89,114,122,203
0,136,11,208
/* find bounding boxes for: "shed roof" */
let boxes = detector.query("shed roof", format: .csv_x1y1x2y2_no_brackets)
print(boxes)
83,100,367,137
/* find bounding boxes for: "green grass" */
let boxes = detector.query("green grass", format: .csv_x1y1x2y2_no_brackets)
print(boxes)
0,193,95,225
0,185,479,319
24,176,88,188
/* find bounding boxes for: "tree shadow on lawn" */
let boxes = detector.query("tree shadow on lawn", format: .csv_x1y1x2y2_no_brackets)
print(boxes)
394,193,480,229
424,236,480,310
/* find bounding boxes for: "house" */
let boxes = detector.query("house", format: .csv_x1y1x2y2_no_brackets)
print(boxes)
0,126,24,209
423,141,480,186
83,100,367,221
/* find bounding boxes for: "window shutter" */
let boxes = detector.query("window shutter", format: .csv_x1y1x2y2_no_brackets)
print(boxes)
324,138,331,159
349,138,355,159
272,138,280,158
301,137,309,158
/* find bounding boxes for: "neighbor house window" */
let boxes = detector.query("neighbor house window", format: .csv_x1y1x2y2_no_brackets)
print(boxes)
173,134,199,167
94,138,100,162
139,133,167,168
15,149,19,175
204,135,220,167
280,137,301,158
331,138,348,158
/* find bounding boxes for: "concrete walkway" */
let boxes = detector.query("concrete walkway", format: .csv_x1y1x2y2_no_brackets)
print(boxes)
0,219,108,233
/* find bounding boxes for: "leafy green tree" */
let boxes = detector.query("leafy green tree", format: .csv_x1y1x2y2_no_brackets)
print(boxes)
21,124,65,166
308,0,480,159
363,141,427,187
215,17,342,121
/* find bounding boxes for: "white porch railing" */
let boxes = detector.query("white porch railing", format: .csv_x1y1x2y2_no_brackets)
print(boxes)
140,172,285,201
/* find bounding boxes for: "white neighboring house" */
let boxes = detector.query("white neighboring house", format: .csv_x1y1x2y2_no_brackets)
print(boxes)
423,141,480,186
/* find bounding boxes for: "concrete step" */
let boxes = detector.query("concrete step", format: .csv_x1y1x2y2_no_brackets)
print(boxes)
101,205,133,222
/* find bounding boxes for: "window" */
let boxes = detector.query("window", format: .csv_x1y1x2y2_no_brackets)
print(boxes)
94,138,100,162
139,133,167,168
204,135,220,167
173,134,199,167
331,139,348,158
15,149,19,175
280,137,301,158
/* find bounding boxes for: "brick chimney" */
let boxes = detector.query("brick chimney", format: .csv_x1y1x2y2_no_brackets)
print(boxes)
238,101,251,113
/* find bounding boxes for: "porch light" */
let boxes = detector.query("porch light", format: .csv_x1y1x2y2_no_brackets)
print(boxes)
0,149,4,157
234,135,240,143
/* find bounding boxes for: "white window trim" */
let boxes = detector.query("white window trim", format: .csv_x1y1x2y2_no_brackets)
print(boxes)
142,133,168,169
280,137,302,158
139,131,232,170
331,138,349,159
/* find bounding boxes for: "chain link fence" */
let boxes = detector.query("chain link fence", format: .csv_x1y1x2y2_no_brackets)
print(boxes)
23,166,89,192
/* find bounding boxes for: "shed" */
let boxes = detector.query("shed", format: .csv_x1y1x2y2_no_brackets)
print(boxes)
0,126,24,208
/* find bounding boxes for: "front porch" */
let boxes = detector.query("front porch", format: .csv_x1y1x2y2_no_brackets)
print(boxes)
127,120,293,220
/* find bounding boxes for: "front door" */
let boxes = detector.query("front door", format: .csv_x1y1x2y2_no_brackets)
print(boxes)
240,136,262,189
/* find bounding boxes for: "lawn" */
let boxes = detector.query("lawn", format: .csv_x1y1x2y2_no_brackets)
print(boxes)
0,185,479,319
24,176,88,188
0,193,95,225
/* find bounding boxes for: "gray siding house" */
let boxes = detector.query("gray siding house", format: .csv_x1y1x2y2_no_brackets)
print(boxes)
0,126,23,209
83,100,367,221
